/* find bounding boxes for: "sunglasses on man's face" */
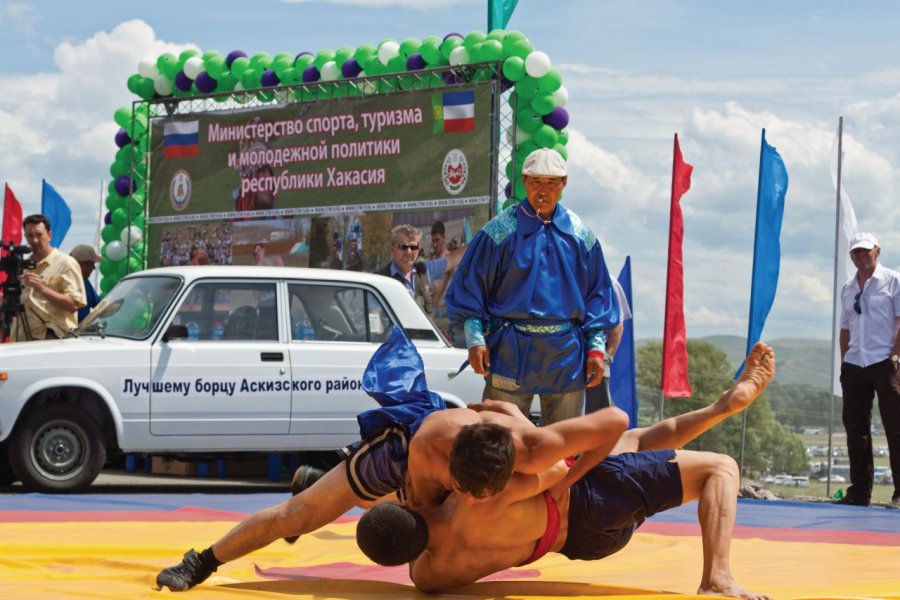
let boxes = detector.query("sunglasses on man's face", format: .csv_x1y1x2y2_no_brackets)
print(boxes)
853,292,862,315
396,243,420,251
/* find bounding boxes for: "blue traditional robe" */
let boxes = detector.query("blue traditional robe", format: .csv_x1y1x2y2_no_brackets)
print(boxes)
446,200,619,394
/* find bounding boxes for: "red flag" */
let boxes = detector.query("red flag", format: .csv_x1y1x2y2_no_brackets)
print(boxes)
3,183,23,245
661,135,693,397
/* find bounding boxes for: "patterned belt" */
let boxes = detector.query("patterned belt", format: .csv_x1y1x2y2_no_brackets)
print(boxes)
510,320,574,336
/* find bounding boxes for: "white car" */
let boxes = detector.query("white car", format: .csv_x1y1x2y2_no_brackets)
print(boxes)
0,266,485,492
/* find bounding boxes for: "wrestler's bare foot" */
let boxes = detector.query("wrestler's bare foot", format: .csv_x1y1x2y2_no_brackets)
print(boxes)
699,578,773,600
716,343,775,415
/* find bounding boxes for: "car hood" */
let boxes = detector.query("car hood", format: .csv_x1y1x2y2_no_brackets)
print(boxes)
0,336,143,366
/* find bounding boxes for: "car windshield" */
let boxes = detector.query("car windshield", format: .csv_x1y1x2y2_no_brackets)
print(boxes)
78,276,182,339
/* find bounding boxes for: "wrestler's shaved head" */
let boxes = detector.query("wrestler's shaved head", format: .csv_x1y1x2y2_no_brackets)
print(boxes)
357,503,428,566
449,422,515,498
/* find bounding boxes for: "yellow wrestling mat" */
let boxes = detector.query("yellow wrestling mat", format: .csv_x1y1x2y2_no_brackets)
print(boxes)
2,511,899,600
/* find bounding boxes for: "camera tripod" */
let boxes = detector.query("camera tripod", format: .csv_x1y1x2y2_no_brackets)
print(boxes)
0,296,32,342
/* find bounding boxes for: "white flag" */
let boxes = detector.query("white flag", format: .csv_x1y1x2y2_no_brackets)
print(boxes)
830,123,858,395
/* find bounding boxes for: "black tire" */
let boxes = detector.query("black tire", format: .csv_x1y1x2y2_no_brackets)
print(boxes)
9,404,106,493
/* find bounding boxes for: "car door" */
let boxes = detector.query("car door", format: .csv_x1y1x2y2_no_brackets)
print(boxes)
286,281,395,441
149,278,291,436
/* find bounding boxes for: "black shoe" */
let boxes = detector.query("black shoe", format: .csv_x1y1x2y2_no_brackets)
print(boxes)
283,465,328,544
156,549,214,591
833,495,869,507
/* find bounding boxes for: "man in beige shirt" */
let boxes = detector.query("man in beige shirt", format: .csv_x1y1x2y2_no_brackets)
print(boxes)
9,214,85,341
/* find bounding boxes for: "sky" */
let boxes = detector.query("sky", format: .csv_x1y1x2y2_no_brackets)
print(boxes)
2,0,900,343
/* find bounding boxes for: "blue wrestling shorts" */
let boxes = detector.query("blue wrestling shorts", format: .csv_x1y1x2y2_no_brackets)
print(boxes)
340,426,410,502
560,449,683,561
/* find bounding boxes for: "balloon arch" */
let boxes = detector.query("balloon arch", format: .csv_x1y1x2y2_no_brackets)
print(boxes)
100,29,570,293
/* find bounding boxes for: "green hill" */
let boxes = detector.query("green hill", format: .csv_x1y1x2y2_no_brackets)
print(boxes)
637,335,832,389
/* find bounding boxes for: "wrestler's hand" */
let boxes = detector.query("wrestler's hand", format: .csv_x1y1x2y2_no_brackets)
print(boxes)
468,345,490,376
585,354,604,388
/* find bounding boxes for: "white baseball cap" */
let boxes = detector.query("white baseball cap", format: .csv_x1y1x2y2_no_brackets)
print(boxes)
521,148,567,178
849,232,878,252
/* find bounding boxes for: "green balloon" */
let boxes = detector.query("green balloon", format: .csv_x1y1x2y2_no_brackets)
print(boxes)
132,211,145,228
508,39,534,60
464,31,486,49
202,49,223,62
502,56,526,81
249,52,273,70
517,139,540,158
101,224,119,243
386,54,406,73
557,129,569,146
217,72,237,92
113,107,132,128
241,68,261,90
98,258,115,277
531,92,555,115
128,256,143,274
514,177,526,198
481,39,504,62
419,39,442,65
230,56,250,77
533,124,559,147
553,143,568,160
468,42,484,63
399,38,421,59
313,49,335,70
156,53,179,79
487,29,507,42
538,69,562,94
516,107,541,132
110,159,128,179
364,55,384,76
440,36,463,61
136,78,155,100
354,44,376,65
178,48,201,66
100,275,117,295
111,208,128,229
515,75,540,99
126,74,142,95
335,46,355,66
105,193,125,212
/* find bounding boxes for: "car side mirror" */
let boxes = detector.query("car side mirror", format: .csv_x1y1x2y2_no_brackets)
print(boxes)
162,324,189,342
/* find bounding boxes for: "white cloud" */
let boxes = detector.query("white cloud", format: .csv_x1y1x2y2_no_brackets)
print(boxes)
0,19,188,249
0,1,37,34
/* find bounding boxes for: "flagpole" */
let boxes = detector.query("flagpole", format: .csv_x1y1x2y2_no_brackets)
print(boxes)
825,116,844,499
95,179,104,290
739,129,768,477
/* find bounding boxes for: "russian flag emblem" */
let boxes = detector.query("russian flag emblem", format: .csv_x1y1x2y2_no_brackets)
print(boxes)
433,91,475,134
163,121,200,158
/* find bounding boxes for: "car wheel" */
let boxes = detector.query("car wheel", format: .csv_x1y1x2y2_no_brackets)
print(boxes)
9,404,106,493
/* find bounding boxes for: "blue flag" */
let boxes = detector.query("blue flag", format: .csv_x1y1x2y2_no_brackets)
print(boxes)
738,130,788,375
41,179,72,248
488,0,519,29
609,257,638,429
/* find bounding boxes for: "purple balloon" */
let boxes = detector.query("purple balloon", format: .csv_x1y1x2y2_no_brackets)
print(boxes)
115,128,131,149
260,69,280,87
115,176,133,197
341,58,362,78
174,71,193,92
504,181,513,198
195,72,217,94
499,75,514,93
302,65,320,83
443,32,463,41
543,107,570,130
406,53,426,71
225,50,247,68
104,211,112,225
443,71,461,85
295,51,313,60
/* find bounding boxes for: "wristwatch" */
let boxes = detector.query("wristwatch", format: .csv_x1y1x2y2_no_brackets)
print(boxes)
892,354,899,364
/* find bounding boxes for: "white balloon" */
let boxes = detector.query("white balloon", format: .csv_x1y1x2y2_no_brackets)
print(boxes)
105,241,126,261
138,58,158,79
377,41,400,65
552,85,569,107
524,51,551,78
183,56,204,79
320,60,340,81
153,74,173,96
514,125,532,143
449,46,470,66
120,225,143,247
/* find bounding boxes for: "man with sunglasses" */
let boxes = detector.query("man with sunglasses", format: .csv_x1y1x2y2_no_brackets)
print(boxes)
379,224,464,318
838,231,900,508
446,148,619,425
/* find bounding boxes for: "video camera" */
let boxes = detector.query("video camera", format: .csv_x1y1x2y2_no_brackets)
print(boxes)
1,241,36,329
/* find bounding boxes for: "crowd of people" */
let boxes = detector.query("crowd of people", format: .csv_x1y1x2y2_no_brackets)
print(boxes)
159,222,233,267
